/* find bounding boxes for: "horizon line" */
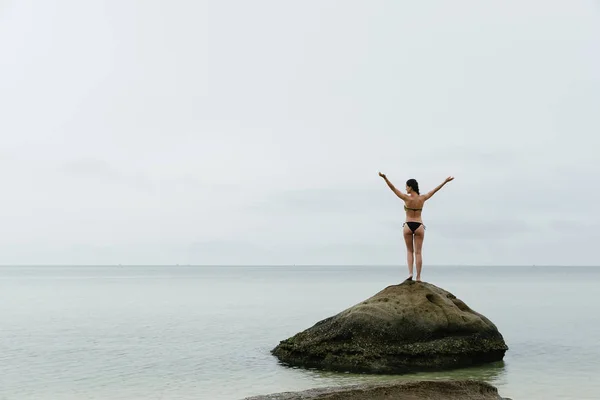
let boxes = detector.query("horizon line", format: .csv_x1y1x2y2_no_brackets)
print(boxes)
0,264,599,268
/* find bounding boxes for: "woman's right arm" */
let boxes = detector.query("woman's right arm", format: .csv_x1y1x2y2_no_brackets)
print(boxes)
379,172,408,200
423,176,454,200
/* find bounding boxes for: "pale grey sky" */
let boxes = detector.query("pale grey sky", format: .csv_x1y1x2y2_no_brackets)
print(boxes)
1,1,599,265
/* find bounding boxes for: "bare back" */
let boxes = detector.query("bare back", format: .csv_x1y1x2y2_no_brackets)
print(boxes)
404,194,426,222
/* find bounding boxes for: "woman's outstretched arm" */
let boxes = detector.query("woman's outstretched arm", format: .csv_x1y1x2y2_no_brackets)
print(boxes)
379,172,408,200
423,176,454,200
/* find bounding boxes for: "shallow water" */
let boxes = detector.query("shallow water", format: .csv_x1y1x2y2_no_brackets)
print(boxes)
0,265,598,400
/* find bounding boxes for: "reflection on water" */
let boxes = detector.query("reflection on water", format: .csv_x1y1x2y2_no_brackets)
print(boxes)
312,360,506,381
274,360,507,391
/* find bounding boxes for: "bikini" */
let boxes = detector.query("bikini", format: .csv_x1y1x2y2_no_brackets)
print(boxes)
403,205,425,233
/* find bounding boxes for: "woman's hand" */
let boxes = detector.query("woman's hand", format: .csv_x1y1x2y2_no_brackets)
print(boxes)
378,172,386,179
445,176,454,183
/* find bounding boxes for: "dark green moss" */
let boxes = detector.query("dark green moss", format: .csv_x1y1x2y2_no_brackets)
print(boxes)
271,282,509,374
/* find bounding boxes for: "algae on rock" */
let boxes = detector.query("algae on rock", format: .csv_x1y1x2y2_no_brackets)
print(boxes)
271,280,508,374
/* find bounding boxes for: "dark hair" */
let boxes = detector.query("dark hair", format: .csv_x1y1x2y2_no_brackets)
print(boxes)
406,179,420,194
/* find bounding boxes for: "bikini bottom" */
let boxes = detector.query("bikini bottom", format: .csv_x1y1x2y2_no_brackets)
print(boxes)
403,222,425,233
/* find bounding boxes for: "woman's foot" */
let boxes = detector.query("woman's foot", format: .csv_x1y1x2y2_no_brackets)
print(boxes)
405,275,413,281
416,276,422,282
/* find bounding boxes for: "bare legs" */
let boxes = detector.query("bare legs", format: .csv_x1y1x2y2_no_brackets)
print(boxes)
413,227,424,281
403,224,425,282
403,227,414,280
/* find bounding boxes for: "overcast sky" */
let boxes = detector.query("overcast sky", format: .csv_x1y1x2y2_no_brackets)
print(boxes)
1,1,599,266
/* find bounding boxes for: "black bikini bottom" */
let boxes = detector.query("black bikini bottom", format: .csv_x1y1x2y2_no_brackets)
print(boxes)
403,222,425,233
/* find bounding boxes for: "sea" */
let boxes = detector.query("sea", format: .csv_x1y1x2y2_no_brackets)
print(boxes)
0,265,598,400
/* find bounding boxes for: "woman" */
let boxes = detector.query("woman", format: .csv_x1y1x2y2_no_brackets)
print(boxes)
378,172,454,282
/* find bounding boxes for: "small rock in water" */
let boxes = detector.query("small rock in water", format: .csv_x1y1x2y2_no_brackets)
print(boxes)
242,379,512,400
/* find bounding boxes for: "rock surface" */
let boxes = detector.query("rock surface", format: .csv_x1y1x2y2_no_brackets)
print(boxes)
271,280,508,374
242,379,511,400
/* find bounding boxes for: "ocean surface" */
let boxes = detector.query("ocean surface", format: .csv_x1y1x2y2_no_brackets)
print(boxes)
0,265,598,400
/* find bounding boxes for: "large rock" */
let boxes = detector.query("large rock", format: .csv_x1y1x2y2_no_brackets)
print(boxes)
242,379,511,400
271,280,508,374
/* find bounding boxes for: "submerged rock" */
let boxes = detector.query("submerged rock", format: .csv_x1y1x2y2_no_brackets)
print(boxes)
242,379,511,400
271,281,508,374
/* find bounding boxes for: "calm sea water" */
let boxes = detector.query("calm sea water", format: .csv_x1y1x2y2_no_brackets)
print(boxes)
0,265,598,400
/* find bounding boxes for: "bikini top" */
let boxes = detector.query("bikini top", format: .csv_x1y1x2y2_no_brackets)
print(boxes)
404,205,422,212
